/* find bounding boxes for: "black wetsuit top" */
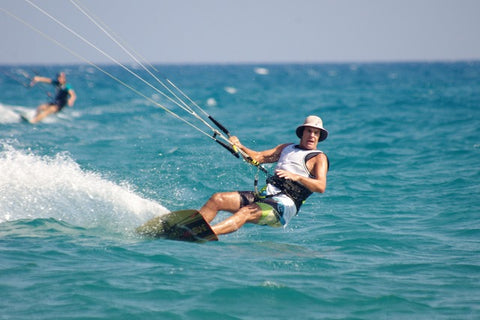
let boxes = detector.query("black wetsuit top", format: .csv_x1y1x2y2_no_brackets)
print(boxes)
50,80,72,110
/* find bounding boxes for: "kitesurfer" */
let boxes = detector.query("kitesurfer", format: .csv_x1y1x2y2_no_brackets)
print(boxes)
29,72,76,123
199,115,329,236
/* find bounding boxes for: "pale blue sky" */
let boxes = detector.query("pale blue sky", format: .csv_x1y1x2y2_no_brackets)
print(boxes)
1,0,479,64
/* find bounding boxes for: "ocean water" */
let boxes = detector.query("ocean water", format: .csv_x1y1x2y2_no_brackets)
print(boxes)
0,62,479,319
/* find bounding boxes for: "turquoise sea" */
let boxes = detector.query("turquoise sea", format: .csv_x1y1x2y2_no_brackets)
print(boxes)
1,62,479,319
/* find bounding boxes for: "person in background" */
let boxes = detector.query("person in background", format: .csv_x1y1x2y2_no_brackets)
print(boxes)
29,72,76,123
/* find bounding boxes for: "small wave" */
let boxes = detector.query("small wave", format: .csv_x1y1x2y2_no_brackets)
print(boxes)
0,217,89,239
206,97,217,107
0,145,168,233
254,67,269,75
224,86,237,94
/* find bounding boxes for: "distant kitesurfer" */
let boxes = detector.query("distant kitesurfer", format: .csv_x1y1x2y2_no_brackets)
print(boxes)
28,72,76,123
199,115,329,236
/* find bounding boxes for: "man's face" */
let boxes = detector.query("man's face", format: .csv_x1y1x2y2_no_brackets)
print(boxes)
300,126,320,150
57,73,66,84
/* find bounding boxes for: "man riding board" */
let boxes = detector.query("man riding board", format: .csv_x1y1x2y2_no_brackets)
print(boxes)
29,72,76,123
199,115,329,236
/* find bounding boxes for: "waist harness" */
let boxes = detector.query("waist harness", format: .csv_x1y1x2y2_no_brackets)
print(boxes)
265,175,313,210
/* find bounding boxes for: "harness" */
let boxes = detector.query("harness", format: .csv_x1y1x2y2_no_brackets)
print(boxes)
264,175,313,210
255,149,328,211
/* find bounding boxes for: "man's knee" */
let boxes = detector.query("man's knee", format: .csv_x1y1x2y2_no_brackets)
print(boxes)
209,192,237,205
206,192,242,213
209,192,226,205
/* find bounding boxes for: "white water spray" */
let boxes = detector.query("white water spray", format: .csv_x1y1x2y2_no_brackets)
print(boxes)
0,145,168,233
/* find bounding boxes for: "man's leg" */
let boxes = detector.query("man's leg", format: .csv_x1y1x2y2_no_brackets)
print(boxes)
210,204,263,235
31,104,58,123
199,191,242,223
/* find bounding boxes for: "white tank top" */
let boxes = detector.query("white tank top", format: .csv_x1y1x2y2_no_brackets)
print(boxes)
262,144,323,226
275,143,319,178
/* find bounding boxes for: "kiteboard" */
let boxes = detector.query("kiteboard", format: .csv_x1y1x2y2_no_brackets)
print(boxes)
19,114,31,123
136,209,218,243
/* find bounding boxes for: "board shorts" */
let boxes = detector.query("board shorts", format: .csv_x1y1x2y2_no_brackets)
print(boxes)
49,100,66,111
238,191,297,227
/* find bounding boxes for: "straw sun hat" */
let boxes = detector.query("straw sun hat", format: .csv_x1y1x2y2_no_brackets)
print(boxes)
295,115,328,142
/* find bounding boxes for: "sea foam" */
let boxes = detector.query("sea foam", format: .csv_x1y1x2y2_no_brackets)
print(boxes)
0,145,168,232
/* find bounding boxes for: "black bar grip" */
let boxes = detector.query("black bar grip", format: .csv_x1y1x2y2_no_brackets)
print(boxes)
209,116,230,136
215,139,240,158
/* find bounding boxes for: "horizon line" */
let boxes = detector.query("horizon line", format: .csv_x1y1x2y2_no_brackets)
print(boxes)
1,58,479,67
